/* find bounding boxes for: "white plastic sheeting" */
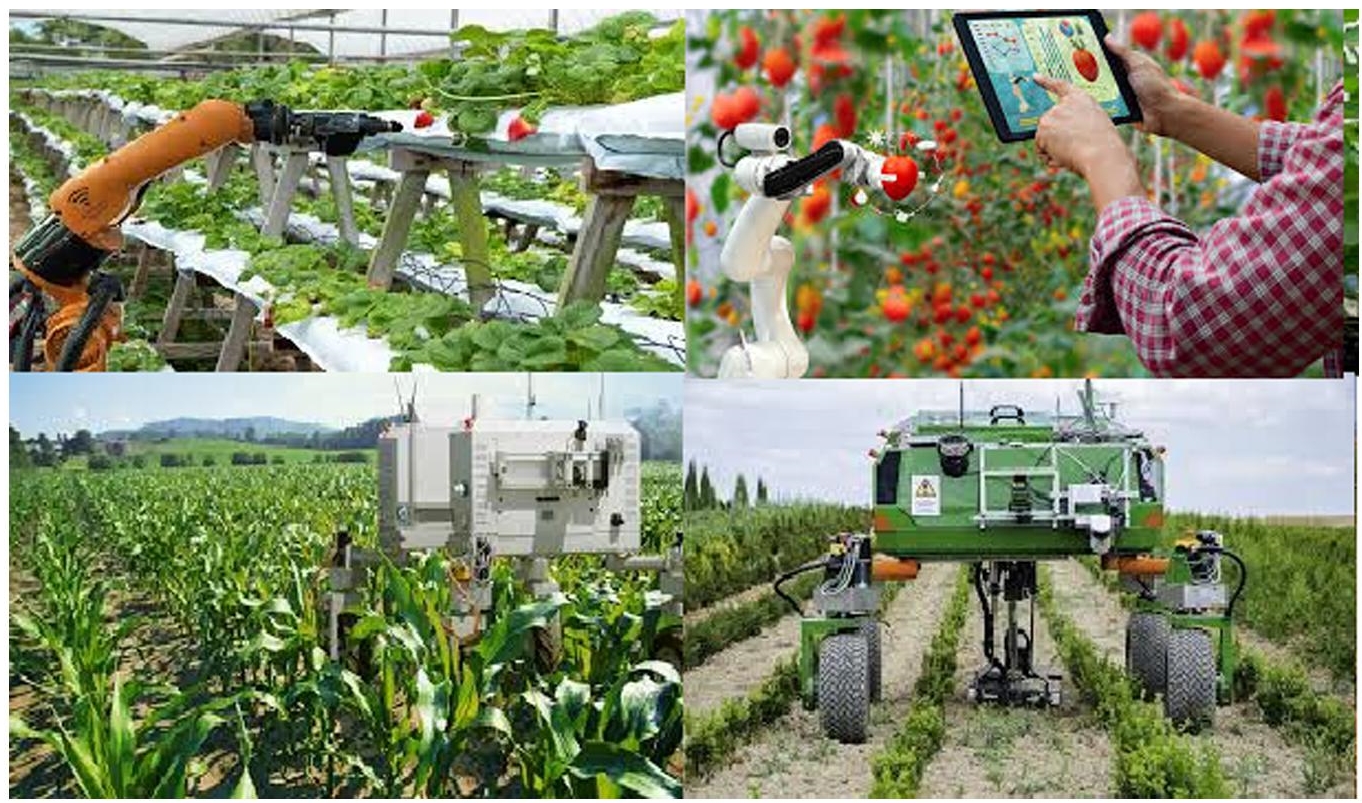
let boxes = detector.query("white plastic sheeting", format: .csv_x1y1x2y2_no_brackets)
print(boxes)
15,10,682,60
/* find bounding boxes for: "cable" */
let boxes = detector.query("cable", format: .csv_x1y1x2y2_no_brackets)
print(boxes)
773,559,828,616
1220,549,1247,620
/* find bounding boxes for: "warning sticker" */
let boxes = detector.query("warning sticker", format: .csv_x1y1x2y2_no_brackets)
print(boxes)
911,475,941,516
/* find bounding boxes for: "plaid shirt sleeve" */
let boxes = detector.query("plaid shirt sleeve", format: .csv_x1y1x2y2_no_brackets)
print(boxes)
1076,85,1346,377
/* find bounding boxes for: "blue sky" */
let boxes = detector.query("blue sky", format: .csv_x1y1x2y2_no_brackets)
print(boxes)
685,379,1356,517
9,373,681,434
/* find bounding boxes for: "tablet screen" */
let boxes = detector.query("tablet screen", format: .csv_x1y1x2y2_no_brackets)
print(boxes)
962,13,1132,138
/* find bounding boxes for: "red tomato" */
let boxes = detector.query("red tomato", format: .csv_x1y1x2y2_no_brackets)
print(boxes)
763,48,796,88
881,289,911,323
812,123,839,152
1131,12,1162,50
1166,18,1190,61
686,280,703,307
965,326,982,347
1264,85,1287,122
813,14,846,46
1193,40,1226,80
735,26,760,70
834,94,856,138
880,156,919,201
801,183,832,224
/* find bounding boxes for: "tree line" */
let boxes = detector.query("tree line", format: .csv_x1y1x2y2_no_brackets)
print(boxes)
684,460,770,511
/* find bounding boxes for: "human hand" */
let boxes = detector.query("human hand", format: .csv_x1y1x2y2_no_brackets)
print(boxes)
1033,75,1130,178
1103,34,1180,138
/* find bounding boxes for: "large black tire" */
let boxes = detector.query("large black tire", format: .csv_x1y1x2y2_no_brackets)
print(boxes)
1126,612,1170,699
859,619,882,702
819,633,870,743
1164,628,1216,729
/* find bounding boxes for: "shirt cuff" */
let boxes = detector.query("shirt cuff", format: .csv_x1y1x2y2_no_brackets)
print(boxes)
1258,120,1303,180
1076,196,1168,334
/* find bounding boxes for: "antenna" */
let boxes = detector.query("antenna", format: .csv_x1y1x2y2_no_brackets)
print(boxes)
958,381,964,429
599,374,607,420
525,374,536,420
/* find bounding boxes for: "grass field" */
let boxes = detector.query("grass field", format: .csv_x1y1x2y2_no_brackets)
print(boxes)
61,438,374,469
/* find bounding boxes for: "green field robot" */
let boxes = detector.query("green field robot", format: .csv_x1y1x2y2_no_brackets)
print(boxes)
781,381,1245,742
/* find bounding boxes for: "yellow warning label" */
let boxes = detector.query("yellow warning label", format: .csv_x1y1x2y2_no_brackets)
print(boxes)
911,474,941,516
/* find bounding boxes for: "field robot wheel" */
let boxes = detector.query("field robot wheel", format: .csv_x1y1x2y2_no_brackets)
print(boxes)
818,632,871,743
790,533,882,741
1117,530,1244,727
1125,611,1170,699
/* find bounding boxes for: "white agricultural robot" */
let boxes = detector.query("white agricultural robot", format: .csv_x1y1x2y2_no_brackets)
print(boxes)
714,122,929,379
326,392,683,663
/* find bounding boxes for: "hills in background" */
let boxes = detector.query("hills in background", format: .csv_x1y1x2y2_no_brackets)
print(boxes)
101,417,332,440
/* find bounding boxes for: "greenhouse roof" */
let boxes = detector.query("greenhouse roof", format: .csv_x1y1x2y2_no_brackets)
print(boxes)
12,10,683,59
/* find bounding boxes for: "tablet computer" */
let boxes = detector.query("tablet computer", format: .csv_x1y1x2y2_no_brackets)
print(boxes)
952,10,1142,143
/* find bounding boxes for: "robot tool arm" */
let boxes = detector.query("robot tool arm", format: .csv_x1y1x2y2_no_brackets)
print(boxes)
717,125,890,379
11,99,399,371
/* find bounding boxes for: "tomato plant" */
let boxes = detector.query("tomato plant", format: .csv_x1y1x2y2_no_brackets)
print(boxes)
686,10,1347,378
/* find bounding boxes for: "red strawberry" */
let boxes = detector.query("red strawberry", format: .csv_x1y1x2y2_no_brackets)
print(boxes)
1072,48,1100,82
1193,40,1226,80
507,116,536,141
414,110,435,129
834,94,856,138
735,26,760,70
1264,85,1287,122
880,156,919,201
763,48,796,88
1131,12,1162,50
1166,18,1190,61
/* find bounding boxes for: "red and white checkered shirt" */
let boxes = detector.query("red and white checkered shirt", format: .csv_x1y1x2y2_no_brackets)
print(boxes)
1076,83,1345,377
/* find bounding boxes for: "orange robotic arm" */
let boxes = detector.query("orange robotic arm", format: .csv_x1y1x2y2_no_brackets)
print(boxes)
10,98,398,371
55,100,257,245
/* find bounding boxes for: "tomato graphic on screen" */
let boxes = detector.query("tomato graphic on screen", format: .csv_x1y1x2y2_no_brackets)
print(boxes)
1069,34,1100,82
1072,48,1099,82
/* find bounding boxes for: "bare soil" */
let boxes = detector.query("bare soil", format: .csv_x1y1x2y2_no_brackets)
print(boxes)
686,565,955,799
1047,559,1356,799
916,595,1115,798
684,602,803,720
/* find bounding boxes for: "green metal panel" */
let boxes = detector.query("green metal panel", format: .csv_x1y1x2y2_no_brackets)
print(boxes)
870,427,1163,560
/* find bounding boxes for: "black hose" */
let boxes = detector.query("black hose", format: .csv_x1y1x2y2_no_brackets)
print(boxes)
55,281,118,372
12,295,43,372
1221,549,1247,620
773,559,829,616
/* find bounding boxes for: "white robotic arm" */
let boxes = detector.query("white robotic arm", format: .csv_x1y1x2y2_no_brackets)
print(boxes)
716,124,891,379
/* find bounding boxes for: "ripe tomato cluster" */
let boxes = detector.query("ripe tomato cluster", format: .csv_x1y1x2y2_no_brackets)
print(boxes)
686,10,1329,378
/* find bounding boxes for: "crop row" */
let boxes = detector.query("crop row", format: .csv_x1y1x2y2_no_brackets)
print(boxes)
1036,566,1228,798
685,503,870,609
20,13,682,131
11,100,679,373
868,566,970,797
10,464,682,797
1164,513,1355,681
